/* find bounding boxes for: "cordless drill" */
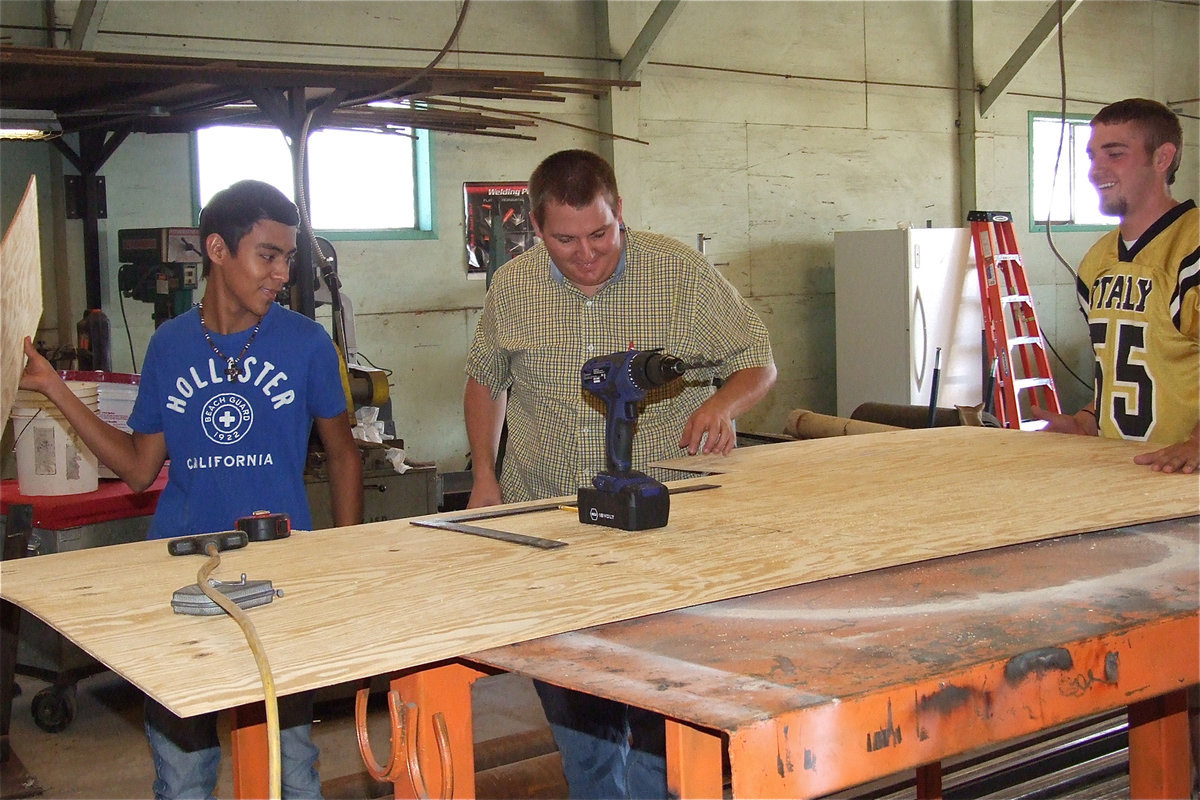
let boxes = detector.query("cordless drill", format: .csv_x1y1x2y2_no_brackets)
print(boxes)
578,349,697,531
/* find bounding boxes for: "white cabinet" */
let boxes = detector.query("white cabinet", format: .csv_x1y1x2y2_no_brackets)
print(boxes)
834,228,984,418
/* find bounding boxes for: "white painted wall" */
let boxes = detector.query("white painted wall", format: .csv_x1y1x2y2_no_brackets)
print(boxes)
2,0,1196,472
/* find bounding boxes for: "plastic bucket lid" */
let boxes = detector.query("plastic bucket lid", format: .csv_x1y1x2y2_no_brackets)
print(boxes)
59,370,140,386
13,383,99,416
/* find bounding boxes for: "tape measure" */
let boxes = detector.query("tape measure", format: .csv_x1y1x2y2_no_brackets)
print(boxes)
236,510,291,542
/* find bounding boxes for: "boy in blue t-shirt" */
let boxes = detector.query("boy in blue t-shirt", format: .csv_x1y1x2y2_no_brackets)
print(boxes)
20,179,363,798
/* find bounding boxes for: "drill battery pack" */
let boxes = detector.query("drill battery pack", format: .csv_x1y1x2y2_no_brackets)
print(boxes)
577,483,670,531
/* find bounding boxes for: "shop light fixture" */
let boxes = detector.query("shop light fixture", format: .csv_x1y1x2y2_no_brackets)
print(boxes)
0,109,62,140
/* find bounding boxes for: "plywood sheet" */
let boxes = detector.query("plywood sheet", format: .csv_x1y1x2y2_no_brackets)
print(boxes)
1,427,1196,718
0,176,42,427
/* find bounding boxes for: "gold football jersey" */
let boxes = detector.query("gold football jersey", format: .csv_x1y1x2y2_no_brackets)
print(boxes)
1075,201,1199,444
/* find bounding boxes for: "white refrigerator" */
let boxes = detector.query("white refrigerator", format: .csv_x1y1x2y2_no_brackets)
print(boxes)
833,228,984,418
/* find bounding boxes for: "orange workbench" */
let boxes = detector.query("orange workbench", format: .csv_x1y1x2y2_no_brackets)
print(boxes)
357,515,1198,799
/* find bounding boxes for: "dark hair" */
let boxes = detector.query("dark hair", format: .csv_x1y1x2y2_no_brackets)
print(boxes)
198,180,300,276
1091,98,1183,185
528,150,619,227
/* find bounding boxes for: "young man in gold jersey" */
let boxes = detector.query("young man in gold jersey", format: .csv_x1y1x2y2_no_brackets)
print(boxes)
1033,98,1198,474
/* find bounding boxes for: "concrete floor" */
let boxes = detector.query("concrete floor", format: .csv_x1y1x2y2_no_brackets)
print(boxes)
4,668,559,799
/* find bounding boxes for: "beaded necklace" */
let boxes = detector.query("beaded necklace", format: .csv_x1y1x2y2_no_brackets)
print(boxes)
198,302,262,382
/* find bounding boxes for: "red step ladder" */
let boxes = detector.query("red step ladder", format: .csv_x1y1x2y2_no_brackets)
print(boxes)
968,211,1061,430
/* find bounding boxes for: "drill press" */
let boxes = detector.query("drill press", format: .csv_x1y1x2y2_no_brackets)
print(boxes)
578,349,709,531
116,227,202,328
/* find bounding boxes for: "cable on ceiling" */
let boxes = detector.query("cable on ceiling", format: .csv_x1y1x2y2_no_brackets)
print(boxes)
349,0,472,108
1041,0,1091,392
290,0,472,369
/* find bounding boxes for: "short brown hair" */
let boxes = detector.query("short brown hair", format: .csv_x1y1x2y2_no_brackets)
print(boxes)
528,150,619,226
1091,98,1183,185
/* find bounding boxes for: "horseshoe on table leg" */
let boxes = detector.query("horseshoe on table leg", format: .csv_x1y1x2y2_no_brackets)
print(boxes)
403,702,455,799
354,685,408,782
355,685,454,798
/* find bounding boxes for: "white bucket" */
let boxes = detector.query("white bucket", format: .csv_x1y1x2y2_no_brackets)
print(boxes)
59,371,140,432
61,371,140,479
10,384,100,496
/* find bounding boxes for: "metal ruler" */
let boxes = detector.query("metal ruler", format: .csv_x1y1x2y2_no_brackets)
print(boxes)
410,518,567,550
410,483,720,550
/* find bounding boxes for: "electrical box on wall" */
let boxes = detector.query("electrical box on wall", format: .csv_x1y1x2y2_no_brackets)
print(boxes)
63,175,106,220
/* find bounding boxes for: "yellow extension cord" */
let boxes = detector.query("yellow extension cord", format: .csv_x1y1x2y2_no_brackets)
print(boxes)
197,544,282,800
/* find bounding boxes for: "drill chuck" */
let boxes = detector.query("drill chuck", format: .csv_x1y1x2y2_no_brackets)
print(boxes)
632,351,688,390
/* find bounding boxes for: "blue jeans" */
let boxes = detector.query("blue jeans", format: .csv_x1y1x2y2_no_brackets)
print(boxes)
144,692,322,799
535,680,667,799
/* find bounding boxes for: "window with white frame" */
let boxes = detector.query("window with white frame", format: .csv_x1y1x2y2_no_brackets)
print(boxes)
195,123,433,238
1029,112,1119,231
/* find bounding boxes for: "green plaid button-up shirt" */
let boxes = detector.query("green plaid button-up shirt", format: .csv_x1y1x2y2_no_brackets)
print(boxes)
467,229,774,503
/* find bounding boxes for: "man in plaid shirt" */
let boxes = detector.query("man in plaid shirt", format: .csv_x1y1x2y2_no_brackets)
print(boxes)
464,149,776,798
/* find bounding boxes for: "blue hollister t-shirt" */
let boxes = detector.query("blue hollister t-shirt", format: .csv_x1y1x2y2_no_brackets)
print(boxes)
128,303,346,539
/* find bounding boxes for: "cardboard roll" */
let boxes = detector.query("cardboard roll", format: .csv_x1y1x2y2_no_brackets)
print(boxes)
785,408,902,438
851,402,961,429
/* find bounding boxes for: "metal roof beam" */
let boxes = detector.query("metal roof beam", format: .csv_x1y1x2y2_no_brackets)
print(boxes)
978,0,1081,117
619,0,682,82
68,0,108,50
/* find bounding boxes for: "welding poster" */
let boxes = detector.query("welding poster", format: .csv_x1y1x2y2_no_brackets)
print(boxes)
464,182,536,280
